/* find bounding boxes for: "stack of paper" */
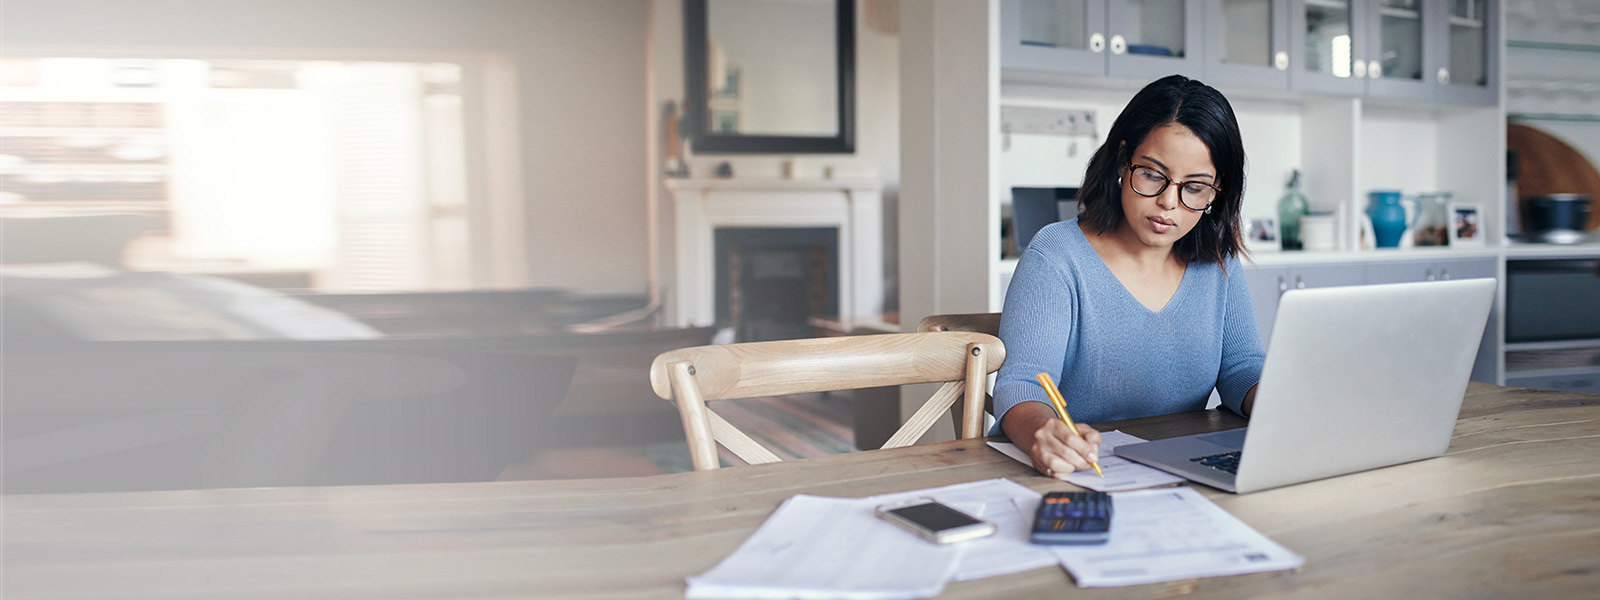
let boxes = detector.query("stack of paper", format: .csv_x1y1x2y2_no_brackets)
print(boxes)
685,479,1054,599
685,494,961,599
688,474,1304,597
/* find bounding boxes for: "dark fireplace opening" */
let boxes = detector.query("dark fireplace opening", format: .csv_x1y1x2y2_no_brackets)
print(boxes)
715,227,838,342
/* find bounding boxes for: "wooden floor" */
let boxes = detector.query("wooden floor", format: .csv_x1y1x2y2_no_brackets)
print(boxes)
501,391,857,479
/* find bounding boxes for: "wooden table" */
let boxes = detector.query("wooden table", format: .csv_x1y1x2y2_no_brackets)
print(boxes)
5,383,1598,599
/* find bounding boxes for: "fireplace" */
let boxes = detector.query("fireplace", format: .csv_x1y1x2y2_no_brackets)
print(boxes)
716,227,838,341
661,178,883,333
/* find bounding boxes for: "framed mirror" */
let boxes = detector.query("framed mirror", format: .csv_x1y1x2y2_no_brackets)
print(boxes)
685,0,854,154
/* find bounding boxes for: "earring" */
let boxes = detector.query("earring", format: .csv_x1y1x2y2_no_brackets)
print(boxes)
1204,204,1213,215
1117,176,1123,187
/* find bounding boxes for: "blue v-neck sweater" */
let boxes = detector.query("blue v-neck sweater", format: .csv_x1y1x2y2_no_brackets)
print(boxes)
993,219,1265,431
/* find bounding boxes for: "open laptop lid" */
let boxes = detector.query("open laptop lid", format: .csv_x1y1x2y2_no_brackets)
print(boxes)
1233,278,1495,493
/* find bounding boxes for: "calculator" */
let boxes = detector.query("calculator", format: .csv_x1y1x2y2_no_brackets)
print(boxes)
1030,491,1112,545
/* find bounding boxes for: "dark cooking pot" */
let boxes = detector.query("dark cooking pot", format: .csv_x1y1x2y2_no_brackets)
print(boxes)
1527,194,1592,243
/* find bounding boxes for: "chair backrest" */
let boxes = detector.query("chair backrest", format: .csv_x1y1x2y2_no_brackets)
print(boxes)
918,313,1004,435
917,313,1002,336
649,331,1005,471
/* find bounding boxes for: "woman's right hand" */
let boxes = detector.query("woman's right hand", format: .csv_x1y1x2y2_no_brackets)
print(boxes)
1001,401,1103,479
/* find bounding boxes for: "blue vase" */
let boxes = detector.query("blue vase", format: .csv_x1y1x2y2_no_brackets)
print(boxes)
1368,191,1417,248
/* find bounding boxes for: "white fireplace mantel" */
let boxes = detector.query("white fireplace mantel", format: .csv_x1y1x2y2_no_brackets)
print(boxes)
661,177,884,330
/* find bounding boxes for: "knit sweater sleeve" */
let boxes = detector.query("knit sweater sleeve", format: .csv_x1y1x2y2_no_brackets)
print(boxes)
1216,256,1266,416
990,239,1076,434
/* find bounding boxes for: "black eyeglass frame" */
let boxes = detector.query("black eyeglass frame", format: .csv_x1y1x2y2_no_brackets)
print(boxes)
1125,164,1221,212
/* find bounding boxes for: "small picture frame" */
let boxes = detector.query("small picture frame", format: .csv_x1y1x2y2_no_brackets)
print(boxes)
1449,203,1484,247
1245,216,1281,252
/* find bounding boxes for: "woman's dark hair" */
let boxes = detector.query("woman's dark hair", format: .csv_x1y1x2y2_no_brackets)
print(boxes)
1079,74,1248,266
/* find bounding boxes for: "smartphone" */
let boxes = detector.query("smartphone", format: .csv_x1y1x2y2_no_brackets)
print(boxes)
875,498,997,544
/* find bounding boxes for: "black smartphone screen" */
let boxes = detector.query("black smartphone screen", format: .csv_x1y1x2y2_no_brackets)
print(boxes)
887,502,982,532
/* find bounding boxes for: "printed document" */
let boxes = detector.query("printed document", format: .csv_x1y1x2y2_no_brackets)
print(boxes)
685,493,962,600
686,478,1062,598
989,430,1186,491
1034,486,1305,587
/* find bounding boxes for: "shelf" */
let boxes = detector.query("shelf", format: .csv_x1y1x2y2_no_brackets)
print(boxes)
1304,0,1351,11
1504,338,1600,352
1507,113,1600,123
1378,6,1420,20
1507,40,1600,54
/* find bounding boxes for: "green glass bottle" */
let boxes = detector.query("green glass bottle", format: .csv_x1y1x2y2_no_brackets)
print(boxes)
1278,170,1309,250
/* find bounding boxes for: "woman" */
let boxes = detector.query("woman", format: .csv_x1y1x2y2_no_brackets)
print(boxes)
994,75,1265,478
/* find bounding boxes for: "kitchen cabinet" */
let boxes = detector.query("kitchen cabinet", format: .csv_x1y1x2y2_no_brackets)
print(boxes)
1291,0,1367,95
1363,256,1496,283
1004,0,1497,105
1363,0,1433,100
1359,0,1498,104
1242,262,1367,347
1203,0,1292,90
1001,0,1204,79
1433,0,1497,105
1365,256,1500,383
1290,0,1497,104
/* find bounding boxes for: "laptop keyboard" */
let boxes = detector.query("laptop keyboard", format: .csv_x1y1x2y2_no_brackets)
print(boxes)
1191,451,1241,474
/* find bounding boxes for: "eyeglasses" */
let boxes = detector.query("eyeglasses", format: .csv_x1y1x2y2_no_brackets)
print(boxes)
1126,164,1220,212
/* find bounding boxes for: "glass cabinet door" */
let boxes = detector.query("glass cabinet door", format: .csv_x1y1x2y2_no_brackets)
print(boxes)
1106,0,1204,79
1437,0,1497,104
1290,0,1365,95
1002,0,1108,75
1366,0,1433,100
1205,0,1290,89
1119,0,1187,57
1018,0,1093,52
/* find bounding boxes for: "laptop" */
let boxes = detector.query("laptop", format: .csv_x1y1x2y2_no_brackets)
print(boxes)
1114,278,1496,494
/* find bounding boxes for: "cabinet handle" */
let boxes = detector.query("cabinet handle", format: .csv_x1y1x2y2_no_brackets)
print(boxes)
1295,275,1306,289
1437,67,1451,85
1353,59,1367,78
1090,33,1105,53
1369,60,1381,79
1110,34,1127,55
1441,268,1450,281
1277,275,1288,297
1426,269,1436,282
1274,51,1288,71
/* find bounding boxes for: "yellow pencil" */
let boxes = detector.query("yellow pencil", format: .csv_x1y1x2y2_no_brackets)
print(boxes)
1035,373,1103,477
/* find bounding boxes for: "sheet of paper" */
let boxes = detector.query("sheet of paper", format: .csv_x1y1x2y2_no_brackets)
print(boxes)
1032,487,1305,587
988,430,1186,491
686,494,962,600
865,478,1058,582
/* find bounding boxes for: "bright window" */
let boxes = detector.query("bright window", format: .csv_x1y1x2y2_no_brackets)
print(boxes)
1,52,520,292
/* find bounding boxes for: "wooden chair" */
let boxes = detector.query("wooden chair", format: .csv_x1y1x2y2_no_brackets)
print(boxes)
918,313,1004,434
649,331,1005,471
917,313,1002,336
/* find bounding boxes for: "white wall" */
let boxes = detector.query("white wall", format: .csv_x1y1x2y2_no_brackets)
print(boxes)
3,0,651,295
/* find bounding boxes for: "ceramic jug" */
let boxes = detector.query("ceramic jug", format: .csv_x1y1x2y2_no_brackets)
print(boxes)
1368,191,1418,248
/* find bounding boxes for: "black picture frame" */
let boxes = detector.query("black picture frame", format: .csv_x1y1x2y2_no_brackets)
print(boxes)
684,0,855,154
